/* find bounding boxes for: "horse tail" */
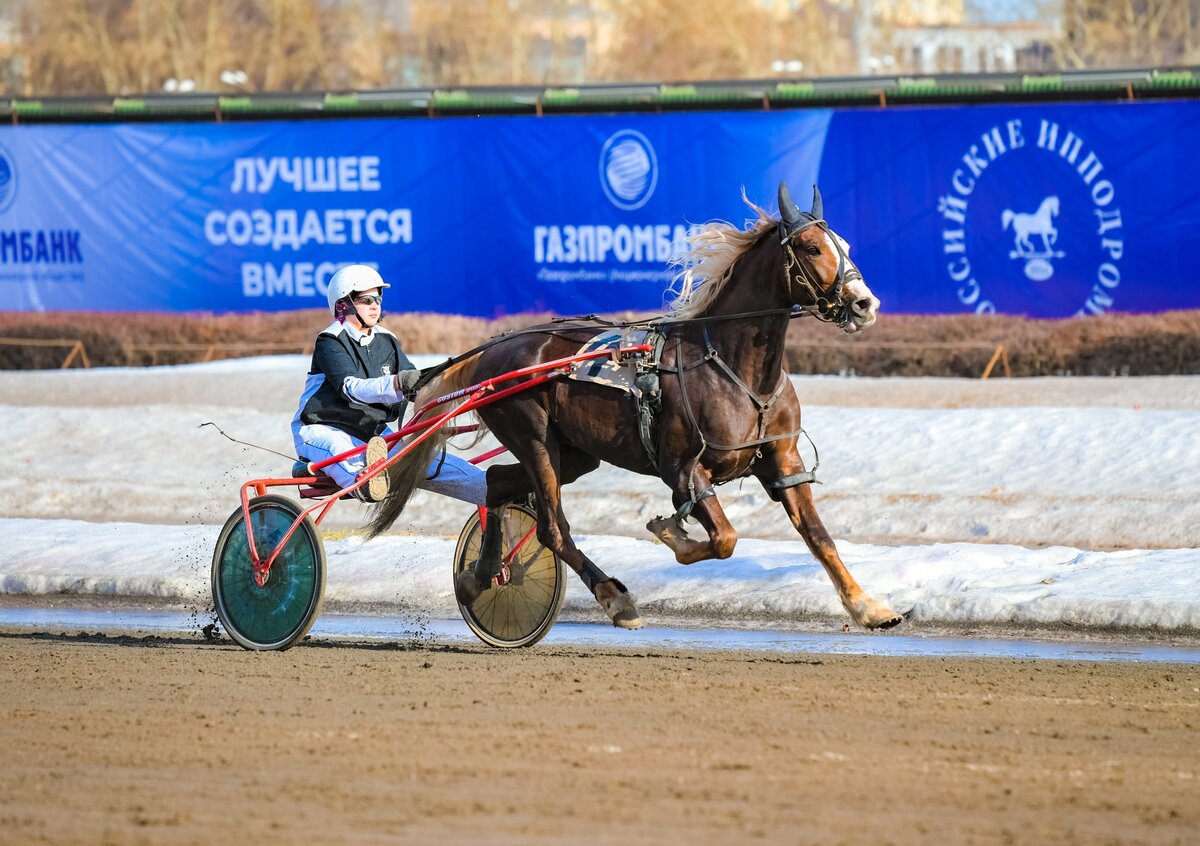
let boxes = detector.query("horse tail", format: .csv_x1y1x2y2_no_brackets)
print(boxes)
364,355,485,538
1001,209,1014,230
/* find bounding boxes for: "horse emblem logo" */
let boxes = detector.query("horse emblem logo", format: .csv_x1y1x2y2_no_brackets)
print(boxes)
1002,196,1063,282
599,129,658,211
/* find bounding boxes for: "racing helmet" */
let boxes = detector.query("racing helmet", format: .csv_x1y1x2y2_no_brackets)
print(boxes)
326,264,391,315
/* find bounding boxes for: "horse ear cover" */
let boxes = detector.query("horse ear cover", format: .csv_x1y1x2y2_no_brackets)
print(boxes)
778,181,801,227
811,184,823,221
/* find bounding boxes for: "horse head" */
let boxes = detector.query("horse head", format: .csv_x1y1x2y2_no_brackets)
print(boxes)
778,182,879,333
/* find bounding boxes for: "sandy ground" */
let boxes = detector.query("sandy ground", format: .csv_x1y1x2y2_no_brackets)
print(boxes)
0,630,1197,845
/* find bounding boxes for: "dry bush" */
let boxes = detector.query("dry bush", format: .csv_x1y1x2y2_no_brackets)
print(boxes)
783,311,1200,377
2,309,1199,376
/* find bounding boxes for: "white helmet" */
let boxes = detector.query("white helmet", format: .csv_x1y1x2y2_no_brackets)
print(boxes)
326,264,390,314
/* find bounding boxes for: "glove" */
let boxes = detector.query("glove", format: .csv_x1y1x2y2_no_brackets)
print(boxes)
394,368,421,400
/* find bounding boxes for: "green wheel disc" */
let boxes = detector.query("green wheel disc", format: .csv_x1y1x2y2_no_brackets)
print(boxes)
212,495,326,651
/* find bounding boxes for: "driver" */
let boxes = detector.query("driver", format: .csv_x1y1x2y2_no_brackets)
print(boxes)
291,264,486,505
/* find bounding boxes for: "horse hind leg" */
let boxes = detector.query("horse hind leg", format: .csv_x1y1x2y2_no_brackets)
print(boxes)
536,446,642,628
646,467,738,565
469,426,642,628
456,453,604,603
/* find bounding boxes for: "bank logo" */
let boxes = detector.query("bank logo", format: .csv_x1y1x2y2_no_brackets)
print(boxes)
936,118,1125,317
1003,195,1063,281
0,146,16,214
599,130,657,211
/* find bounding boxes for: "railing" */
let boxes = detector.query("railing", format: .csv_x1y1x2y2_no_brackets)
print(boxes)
4,66,1198,124
0,339,311,368
0,337,91,368
125,342,312,366
786,341,1011,379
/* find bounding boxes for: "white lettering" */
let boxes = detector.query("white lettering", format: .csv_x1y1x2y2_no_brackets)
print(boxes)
980,126,1007,161
250,210,272,246
1095,209,1123,235
388,209,412,243
325,210,346,245
272,210,300,250
277,157,302,191
947,256,971,282
337,157,358,191
255,158,279,193
241,262,263,295
359,157,381,191
204,211,227,245
1091,180,1115,206
231,160,255,193
304,157,336,192
226,210,253,246
1036,119,1058,151
1006,119,1025,150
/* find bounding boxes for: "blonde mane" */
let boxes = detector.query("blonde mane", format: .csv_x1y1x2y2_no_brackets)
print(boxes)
667,195,776,319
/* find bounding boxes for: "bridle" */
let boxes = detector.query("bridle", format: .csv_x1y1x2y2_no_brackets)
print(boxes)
777,182,857,327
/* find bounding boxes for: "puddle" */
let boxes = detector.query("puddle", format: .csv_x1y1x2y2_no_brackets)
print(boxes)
3,605,1198,664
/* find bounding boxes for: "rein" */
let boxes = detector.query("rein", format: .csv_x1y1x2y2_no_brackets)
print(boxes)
410,305,823,393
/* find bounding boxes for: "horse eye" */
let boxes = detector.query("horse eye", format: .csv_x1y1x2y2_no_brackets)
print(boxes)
806,246,821,256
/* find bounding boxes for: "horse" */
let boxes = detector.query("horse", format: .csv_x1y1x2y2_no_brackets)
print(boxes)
368,182,903,632
1002,196,1059,255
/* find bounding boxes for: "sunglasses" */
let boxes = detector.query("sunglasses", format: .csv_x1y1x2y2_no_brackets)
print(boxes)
352,294,383,306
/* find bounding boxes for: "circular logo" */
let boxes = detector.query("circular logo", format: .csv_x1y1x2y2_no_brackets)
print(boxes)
0,146,16,214
599,130,658,211
936,118,1123,317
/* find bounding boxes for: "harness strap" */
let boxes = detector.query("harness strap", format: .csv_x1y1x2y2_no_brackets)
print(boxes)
766,471,817,499
673,334,798,453
672,486,716,523
701,325,788,414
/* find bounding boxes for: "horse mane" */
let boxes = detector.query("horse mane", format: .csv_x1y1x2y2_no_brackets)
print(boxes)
667,192,776,319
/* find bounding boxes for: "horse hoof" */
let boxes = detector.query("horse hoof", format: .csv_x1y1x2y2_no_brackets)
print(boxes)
611,608,645,629
454,570,488,606
601,590,644,629
849,598,904,631
870,613,904,630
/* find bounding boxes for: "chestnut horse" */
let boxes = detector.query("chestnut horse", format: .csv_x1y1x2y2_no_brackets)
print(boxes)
369,183,902,631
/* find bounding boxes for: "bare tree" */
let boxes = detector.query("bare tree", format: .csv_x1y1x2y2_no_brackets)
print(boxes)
6,0,357,96
1058,0,1200,69
598,0,857,83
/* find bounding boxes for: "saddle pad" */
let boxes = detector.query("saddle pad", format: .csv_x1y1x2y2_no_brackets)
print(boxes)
568,328,654,396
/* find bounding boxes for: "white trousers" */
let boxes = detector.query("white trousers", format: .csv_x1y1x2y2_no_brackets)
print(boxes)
293,423,488,506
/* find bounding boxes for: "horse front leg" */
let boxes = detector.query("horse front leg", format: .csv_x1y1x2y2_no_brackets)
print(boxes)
647,467,738,565
775,481,902,630
753,439,902,629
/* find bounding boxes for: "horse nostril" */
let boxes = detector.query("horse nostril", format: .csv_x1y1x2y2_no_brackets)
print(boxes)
854,298,874,313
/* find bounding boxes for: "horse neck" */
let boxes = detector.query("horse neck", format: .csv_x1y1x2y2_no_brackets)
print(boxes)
698,235,793,393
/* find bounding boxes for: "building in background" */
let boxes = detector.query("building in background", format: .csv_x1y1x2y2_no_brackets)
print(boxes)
869,0,1058,74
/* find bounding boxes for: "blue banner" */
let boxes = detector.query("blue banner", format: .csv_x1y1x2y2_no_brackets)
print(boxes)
0,101,1197,317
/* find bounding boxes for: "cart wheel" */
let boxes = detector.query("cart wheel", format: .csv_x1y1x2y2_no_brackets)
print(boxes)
212,494,326,651
453,503,565,648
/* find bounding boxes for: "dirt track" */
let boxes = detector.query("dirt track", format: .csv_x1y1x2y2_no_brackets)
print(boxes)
1,631,1197,845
